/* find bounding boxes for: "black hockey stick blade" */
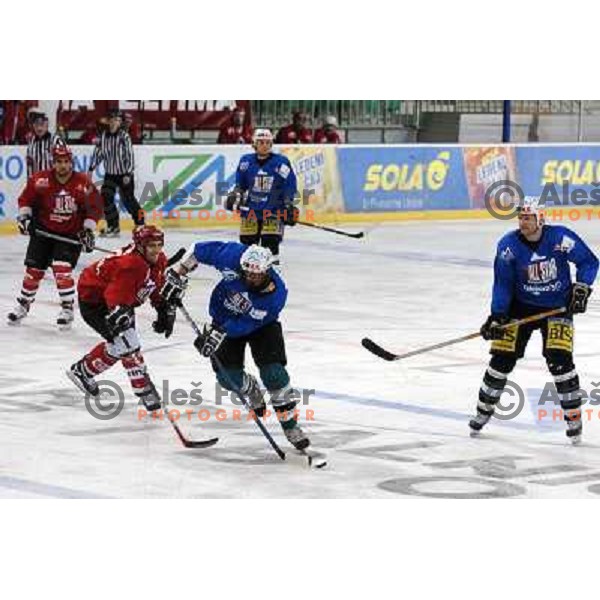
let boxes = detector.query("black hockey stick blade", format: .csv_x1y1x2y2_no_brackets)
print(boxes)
301,448,328,469
171,420,219,448
167,247,186,267
361,337,399,361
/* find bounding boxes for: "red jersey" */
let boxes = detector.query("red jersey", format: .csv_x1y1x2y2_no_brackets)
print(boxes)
18,170,102,236
78,244,167,309
275,125,313,144
313,128,342,144
217,124,253,144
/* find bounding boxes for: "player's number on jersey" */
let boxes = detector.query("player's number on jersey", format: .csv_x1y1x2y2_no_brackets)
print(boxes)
55,194,76,215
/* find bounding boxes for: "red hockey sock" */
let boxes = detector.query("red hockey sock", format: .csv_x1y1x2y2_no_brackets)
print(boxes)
83,342,118,376
19,267,45,305
51,261,75,306
121,352,149,395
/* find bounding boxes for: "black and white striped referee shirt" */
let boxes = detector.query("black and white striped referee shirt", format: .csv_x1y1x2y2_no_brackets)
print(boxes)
89,129,134,176
27,132,57,176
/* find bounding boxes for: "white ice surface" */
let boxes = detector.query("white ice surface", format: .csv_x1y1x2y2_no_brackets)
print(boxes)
1,219,600,498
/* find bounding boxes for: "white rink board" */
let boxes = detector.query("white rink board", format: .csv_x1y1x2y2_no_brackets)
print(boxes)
1,219,600,498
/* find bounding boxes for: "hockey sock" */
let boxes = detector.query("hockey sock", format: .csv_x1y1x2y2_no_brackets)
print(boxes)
51,261,75,307
19,266,45,306
121,351,150,396
82,342,119,376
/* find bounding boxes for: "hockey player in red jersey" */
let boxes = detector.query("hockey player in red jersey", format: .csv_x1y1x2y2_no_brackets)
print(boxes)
7,141,102,330
66,225,174,412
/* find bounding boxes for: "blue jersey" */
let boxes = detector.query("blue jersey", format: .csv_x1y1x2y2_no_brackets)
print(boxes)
192,241,288,338
235,152,297,219
491,224,599,314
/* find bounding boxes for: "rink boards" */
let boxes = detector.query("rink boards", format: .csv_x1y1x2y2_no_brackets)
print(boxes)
3,143,600,232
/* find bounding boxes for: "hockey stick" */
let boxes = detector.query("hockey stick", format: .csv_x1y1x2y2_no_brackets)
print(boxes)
166,247,185,267
145,380,219,449
34,229,185,266
297,220,365,239
362,307,568,362
177,302,286,460
34,229,113,254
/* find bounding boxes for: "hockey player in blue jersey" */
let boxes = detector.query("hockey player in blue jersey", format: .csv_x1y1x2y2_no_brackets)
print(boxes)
469,197,599,443
225,129,299,267
161,241,311,450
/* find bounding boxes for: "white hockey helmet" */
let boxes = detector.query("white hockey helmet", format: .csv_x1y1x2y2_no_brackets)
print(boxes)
240,244,274,275
252,128,273,145
517,196,545,224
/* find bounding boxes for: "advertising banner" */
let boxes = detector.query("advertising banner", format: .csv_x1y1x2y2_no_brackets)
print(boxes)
337,146,468,212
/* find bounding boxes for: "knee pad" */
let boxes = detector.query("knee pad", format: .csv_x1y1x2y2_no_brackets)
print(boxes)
107,327,141,358
216,368,244,391
259,363,289,391
546,353,580,406
489,353,517,375
240,235,260,246
260,236,281,257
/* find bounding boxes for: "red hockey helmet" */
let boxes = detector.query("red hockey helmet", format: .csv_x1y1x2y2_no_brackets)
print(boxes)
133,225,164,249
52,139,73,161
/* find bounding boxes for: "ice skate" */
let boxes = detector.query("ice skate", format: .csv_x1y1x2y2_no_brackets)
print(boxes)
7,298,30,325
57,302,74,331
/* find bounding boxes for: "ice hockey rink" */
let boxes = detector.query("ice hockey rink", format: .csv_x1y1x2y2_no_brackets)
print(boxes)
2,218,600,499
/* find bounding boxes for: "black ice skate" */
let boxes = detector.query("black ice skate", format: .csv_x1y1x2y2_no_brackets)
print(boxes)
283,423,310,451
67,360,99,397
136,386,162,412
99,225,120,238
469,412,492,436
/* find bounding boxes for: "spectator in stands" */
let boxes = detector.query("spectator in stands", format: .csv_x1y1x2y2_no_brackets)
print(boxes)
122,112,143,143
80,118,107,145
314,115,342,143
275,110,313,144
217,108,253,144
1,101,31,144
0,103,5,144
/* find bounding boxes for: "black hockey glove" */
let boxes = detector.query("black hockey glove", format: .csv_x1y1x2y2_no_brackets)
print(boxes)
17,213,33,236
283,203,299,226
480,314,511,341
225,188,245,212
106,305,134,337
152,302,176,338
194,324,226,358
160,268,188,306
569,283,592,314
79,228,95,253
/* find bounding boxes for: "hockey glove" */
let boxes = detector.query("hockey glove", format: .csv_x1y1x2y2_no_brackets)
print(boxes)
160,268,188,306
480,314,511,341
17,214,33,236
225,190,243,212
152,302,176,338
194,324,226,357
106,305,135,338
283,203,299,226
569,283,592,314
79,228,96,253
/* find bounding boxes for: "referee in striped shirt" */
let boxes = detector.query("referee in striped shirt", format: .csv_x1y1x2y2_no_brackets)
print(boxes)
27,113,57,177
88,108,144,236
